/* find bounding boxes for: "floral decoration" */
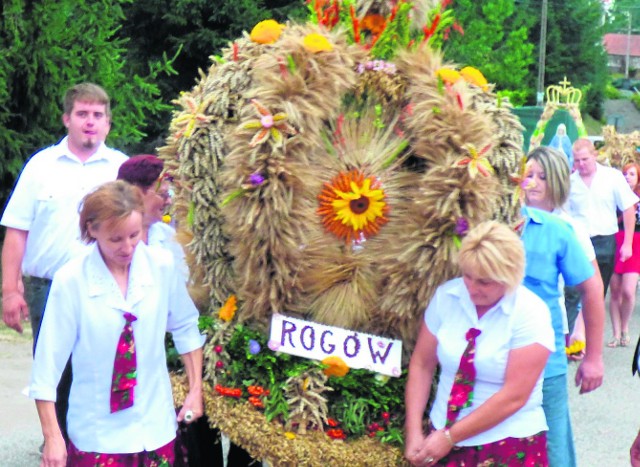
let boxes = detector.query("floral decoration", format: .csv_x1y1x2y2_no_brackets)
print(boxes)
250,20,285,44
565,340,585,356
318,170,389,243
356,60,397,75
241,99,297,148
303,33,334,53
361,14,386,35
454,144,495,178
173,95,212,139
218,295,237,322
460,66,489,91
322,355,350,377
436,68,462,86
509,156,529,203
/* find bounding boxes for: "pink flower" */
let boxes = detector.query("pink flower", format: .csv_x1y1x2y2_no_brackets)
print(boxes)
524,456,537,467
118,341,129,354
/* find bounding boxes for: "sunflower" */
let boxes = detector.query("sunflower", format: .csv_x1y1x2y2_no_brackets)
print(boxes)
318,170,389,243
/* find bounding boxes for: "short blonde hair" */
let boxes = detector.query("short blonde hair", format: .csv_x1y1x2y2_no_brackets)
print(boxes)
458,221,525,292
572,137,596,155
79,181,144,243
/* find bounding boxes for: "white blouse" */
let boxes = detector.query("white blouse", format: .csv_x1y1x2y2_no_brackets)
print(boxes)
425,278,555,446
29,242,204,454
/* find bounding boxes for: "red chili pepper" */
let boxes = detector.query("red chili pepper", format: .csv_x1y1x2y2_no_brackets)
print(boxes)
232,43,239,62
327,428,346,440
247,385,265,396
248,396,264,408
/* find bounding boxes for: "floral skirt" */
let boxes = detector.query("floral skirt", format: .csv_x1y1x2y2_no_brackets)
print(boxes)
67,438,175,467
436,432,548,467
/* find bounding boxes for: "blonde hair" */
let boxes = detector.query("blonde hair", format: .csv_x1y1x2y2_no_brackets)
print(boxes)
458,221,524,292
572,137,596,155
79,181,144,243
526,146,570,208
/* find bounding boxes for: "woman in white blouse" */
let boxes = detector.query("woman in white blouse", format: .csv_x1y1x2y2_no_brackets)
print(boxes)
405,221,554,466
30,181,204,466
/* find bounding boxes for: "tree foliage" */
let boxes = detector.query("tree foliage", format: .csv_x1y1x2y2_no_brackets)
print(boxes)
0,0,173,206
118,0,308,152
525,0,609,119
606,0,640,34
443,0,536,106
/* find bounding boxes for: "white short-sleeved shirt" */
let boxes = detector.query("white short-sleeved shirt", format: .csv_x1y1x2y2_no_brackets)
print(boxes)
148,222,188,280
552,208,595,334
425,278,555,446
0,137,128,279
568,164,639,237
29,242,204,454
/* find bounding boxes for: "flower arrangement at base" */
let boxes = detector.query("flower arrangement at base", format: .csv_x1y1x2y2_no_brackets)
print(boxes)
160,0,526,464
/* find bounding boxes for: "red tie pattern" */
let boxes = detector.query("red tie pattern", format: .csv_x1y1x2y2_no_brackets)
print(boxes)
446,327,481,428
110,312,138,413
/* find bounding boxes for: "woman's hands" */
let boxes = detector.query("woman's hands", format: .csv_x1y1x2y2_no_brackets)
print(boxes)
405,429,453,466
177,386,203,424
39,435,67,467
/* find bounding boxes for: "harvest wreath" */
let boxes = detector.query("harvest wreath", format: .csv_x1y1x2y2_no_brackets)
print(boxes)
160,1,525,464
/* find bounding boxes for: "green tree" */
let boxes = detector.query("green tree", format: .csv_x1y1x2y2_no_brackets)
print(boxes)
526,0,609,118
119,0,307,153
0,0,173,207
443,0,536,106
606,0,640,34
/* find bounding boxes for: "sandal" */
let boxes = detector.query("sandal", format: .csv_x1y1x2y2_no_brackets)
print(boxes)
621,332,631,347
607,337,620,348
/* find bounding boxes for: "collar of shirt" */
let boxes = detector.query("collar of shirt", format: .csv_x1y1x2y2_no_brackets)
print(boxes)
86,243,154,312
53,136,111,164
444,277,518,322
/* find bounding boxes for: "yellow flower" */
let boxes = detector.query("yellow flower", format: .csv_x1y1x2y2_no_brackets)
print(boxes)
250,20,284,44
284,432,296,440
322,356,350,377
460,66,489,91
565,340,586,355
318,170,389,243
303,33,333,53
218,295,237,322
436,68,462,85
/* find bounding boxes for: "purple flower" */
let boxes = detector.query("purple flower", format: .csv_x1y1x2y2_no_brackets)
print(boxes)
454,217,469,236
249,339,261,355
249,173,265,186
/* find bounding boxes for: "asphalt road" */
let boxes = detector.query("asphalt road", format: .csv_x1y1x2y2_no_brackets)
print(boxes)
1,307,639,467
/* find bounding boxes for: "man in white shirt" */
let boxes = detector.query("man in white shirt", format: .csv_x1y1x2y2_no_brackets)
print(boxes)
568,138,639,296
0,82,128,442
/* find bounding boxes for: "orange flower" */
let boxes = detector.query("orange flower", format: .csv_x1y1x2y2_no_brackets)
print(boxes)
460,66,489,91
322,356,350,377
317,170,389,243
361,14,386,35
218,295,237,322
250,20,285,44
303,33,333,53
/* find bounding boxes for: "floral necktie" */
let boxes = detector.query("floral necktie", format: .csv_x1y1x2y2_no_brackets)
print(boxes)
110,312,138,413
446,327,481,427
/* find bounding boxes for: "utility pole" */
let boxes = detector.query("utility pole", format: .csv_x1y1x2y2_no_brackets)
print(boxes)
625,11,631,79
536,0,548,106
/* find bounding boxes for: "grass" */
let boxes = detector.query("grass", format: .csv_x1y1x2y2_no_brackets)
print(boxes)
0,320,32,343
583,113,604,136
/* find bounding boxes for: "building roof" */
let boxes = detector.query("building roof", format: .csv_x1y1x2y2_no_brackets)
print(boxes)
604,33,640,57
